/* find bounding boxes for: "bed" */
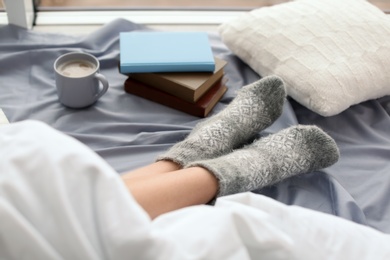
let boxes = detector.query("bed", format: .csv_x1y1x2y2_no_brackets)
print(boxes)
1,0,390,258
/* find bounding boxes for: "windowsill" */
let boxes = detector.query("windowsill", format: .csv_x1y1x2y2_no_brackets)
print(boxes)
1,10,242,34
1,10,243,34
35,10,245,25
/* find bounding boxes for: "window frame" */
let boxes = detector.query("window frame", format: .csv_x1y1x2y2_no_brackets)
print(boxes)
35,10,245,25
0,0,8,25
1,0,244,28
2,0,34,28
1,0,389,29
0,10,7,26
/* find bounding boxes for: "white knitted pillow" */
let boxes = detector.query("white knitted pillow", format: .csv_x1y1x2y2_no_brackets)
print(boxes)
219,0,390,116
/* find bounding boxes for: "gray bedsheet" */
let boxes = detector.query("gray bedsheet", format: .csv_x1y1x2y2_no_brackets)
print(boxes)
1,19,389,234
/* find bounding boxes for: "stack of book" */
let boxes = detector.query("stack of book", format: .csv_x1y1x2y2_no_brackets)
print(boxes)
119,31,228,117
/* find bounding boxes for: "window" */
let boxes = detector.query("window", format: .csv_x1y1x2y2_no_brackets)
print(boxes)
2,0,389,29
36,0,291,10
36,0,390,11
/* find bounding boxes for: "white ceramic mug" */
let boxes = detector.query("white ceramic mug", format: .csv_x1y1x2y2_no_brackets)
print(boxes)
54,52,109,108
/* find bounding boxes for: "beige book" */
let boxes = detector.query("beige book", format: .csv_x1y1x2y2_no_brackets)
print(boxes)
129,57,227,103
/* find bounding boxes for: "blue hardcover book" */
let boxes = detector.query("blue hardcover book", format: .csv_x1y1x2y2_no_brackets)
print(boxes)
120,31,215,73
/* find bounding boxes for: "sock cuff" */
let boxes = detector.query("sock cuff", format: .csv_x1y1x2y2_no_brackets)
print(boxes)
186,159,233,198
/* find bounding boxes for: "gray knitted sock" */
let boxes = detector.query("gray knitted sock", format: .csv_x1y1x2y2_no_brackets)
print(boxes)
187,125,340,199
156,75,286,167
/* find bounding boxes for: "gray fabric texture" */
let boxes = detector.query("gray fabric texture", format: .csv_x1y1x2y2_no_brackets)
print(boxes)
156,75,286,166
1,19,390,233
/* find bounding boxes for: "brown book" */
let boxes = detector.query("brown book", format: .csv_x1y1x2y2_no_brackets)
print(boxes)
124,77,227,117
128,57,227,103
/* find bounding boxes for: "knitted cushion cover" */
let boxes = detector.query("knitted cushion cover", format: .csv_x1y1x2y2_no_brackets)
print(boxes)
218,0,390,116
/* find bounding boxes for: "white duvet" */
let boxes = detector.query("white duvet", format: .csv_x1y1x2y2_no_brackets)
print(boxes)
0,120,389,260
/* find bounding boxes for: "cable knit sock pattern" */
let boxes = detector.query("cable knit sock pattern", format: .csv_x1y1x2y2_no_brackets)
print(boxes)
187,125,340,198
156,75,286,167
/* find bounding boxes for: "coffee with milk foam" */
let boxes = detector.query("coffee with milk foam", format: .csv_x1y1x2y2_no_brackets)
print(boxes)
59,60,96,78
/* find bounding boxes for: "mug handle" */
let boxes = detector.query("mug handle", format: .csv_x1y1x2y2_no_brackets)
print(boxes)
94,73,109,101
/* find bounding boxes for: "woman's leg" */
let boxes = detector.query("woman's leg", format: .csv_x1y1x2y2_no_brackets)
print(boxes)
122,125,340,219
122,166,218,219
121,161,180,180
